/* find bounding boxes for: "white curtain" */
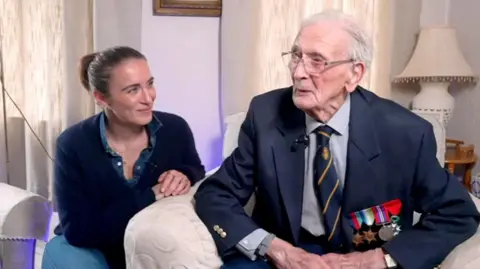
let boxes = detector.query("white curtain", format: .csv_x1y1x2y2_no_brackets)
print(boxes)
220,0,394,117
0,0,95,202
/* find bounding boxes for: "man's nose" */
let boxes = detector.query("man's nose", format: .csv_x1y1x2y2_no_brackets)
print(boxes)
292,60,309,80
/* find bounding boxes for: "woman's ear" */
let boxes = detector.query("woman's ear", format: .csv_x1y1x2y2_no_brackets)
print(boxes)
93,90,109,108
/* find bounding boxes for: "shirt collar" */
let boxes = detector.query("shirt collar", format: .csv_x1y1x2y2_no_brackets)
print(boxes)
99,112,162,153
305,93,351,135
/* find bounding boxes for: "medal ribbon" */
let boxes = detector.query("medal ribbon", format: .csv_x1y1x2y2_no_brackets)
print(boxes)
350,211,363,230
361,208,375,226
350,199,402,230
384,199,402,216
373,205,390,225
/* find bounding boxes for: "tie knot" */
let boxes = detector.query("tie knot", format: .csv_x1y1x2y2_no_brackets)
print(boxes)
315,125,335,139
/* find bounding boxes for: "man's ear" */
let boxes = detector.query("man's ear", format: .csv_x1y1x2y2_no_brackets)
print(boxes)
93,90,109,107
345,62,366,92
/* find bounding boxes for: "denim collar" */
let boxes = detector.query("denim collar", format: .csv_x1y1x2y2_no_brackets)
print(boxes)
99,112,162,155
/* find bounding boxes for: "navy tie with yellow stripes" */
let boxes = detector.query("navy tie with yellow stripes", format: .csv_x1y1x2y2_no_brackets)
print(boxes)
314,125,344,248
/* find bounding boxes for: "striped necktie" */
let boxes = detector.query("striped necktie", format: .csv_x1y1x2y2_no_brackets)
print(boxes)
314,125,344,248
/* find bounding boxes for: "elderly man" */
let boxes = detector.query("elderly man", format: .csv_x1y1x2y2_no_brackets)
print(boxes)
195,10,480,269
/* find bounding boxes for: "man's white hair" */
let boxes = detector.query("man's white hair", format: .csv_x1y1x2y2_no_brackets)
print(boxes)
299,10,373,69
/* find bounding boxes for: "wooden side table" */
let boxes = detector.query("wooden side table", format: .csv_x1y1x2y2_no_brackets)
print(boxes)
444,138,478,192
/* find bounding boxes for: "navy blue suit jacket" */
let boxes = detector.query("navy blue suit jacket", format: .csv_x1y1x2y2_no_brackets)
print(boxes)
195,86,480,269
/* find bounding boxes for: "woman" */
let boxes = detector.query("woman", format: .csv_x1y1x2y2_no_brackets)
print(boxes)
42,46,205,269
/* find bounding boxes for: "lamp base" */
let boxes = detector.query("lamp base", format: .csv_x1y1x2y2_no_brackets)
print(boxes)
411,82,454,127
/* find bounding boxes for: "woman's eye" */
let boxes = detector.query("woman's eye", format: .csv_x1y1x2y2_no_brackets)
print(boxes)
128,87,139,93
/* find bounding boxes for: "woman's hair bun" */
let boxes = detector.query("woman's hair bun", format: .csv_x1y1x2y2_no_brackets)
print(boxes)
79,53,97,92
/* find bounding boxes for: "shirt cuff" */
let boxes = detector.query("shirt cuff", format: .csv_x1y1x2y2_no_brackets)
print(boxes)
235,228,269,261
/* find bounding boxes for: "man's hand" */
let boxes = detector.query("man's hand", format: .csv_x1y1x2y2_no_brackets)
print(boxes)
266,238,332,269
156,170,191,197
322,248,387,269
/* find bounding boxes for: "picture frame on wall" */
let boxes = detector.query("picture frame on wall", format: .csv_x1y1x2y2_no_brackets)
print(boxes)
153,0,222,17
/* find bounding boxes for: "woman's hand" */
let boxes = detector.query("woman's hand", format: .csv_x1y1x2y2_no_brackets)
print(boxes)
155,170,191,197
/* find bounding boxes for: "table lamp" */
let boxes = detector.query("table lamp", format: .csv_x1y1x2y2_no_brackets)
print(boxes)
393,26,477,127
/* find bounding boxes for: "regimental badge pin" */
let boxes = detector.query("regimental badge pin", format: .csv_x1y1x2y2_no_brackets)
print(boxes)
322,147,329,160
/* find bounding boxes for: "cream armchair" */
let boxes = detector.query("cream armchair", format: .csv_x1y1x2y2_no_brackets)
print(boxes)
0,183,52,269
124,112,480,269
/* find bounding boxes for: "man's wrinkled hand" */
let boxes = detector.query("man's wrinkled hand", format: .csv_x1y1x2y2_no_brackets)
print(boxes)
266,238,332,269
322,248,387,269
322,253,351,269
157,170,191,197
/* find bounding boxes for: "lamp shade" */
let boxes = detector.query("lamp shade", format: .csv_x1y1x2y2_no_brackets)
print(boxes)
393,26,477,83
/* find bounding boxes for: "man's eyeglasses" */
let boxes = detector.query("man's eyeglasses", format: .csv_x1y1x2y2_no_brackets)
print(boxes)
281,51,355,76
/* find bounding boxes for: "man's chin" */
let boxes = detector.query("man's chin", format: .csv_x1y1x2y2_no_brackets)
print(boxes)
293,96,314,111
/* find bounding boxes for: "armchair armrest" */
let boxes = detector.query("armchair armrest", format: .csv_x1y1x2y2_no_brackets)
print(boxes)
440,194,480,269
440,230,480,269
0,183,52,241
125,168,223,269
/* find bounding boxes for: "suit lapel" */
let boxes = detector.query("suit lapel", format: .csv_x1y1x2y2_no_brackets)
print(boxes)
341,88,382,250
271,88,306,243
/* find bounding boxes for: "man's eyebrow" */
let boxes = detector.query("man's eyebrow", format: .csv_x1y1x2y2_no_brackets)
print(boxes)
290,45,327,59
305,51,327,60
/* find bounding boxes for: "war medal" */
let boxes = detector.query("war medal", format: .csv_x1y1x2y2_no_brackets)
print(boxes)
374,199,402,242
352,232,364,246
350,199,403,246
350,207,376,246
350,211,364,246
379,215,401,241
363,229,377,243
